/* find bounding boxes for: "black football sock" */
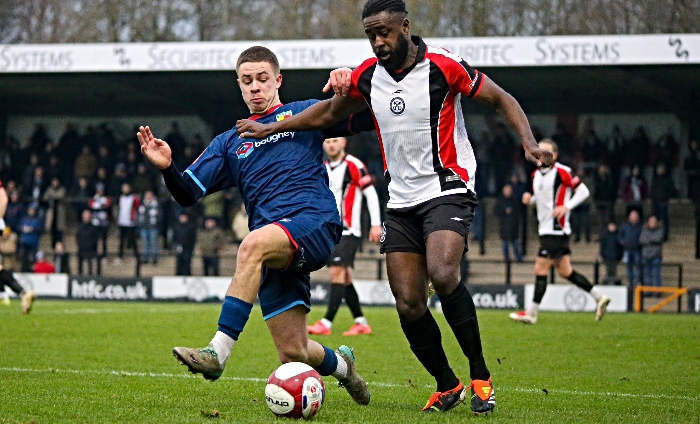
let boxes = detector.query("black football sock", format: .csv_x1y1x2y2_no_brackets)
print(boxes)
566,270,594,292
534,275,548,303
0,270,24,295
344,285,364,319
323,284,345,322
400,309,460,392
438,284,490,381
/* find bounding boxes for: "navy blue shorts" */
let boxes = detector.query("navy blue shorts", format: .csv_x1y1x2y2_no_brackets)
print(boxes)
258,215,341,320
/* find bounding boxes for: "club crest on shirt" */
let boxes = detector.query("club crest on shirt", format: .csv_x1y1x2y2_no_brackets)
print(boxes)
389,97,405,115
236,142,254,159
276,110,292,121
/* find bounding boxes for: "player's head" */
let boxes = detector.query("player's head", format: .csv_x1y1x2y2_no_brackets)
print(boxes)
361,0,411,70
236,46,283,115
323,137,347,160
538,138,558,164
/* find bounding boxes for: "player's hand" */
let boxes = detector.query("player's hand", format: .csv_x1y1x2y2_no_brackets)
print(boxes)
522,192,532,205
236,119,273,138
322,67,353,97
525,146,554,168
552,205,569,218
368,225,382,243
137,126,172,170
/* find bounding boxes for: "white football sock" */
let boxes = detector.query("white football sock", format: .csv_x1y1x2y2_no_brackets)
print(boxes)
331,353,348,380
354,316,368,326
589,287,603,302
210,331,236,366
320,318,332,329
527,302,540,317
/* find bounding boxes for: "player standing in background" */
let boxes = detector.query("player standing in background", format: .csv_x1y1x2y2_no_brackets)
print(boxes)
138,46,373,405
509,139,611,324
307,137,382,336
0,181,35,314
235,0,554,415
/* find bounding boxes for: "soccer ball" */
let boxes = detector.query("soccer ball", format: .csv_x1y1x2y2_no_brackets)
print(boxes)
265,362,325,419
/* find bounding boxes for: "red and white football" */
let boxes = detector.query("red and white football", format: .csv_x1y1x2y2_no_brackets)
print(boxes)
265,362,325,419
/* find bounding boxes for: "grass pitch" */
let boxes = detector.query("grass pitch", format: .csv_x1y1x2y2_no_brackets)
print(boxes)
1,300,699,423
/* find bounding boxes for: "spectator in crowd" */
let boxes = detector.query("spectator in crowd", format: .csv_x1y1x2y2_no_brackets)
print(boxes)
650,130,678,172
93,167,110,192
95,123,116,152
45,155,72,188
165,121,187,167
199,218,226,276
132,163,155,195
74,145,97,180
55,122,83,167
69,177,92,221
29,123,52,153
494,184,522,263
599,222,623,285
19,203,42,272
96,145,114,176
618,210,643,287
33,251,55,274
172,212,196,276
619,165,647,219
42,177,67,246
593,164,617,231
625,126,651,170
684,139,700,201
77,210,100,275
552,122,573,164
231,204,250,244
604,125,625,186
5,190,25,234
0,227,18,270
571,167,593,243
649,164,676,241
202,190,225,227
53,241,70,274
22,154,40,190
639,215,664,289
489,123,515,193
138,190,161,265
26,165,47,206
88,183,111,257
108,164,130,198
116,183,140,262
578,118,604,174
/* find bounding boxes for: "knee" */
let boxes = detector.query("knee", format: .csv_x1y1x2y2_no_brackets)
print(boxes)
395,296,427,322
237,233,265,264
427,266,460,295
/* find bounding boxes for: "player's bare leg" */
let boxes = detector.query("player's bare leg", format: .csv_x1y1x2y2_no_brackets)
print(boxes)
268,306,370,405
173,224,294,380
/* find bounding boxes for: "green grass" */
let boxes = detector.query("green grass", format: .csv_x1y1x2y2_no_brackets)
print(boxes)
1,301,699,423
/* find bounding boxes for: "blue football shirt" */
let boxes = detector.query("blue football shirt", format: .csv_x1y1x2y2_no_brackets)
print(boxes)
184,100,371,232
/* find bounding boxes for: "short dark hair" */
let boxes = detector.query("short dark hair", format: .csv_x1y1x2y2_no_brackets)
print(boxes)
236,46,280,74
362,0,407,19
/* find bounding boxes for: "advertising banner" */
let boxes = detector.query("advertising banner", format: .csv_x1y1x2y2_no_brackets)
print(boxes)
152,276,231,302
688,289,700,314
5,273,70,298
524,284,628,312
69,276,151,301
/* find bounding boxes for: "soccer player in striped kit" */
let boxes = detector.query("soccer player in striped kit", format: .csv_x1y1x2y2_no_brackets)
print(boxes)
307,136,382,336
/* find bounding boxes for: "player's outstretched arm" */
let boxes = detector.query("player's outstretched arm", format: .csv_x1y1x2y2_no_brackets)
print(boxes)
236,95,366,139
474,76,553,168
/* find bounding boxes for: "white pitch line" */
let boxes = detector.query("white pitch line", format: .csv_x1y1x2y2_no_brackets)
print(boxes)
1,367,698,402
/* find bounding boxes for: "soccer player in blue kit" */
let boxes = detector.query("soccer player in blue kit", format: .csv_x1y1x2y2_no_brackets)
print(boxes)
137,46,372,405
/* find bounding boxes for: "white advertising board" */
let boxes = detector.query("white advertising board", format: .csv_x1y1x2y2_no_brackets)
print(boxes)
524,284,628,313
1,34,697,73
152,276,231,302
6,273,70,298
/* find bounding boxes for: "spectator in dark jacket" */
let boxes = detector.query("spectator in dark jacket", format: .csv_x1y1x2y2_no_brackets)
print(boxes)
53,241,71,274
138,190,161,264
5,190,25,234
640,215,664,288
649,164,676,241
593,164,617,231
494,184,522,263
76,210,100,275
172,212,197,276
19,203,43,272
619,165,647,220
599,222,623,285
683,139,700,201
618,210,643,287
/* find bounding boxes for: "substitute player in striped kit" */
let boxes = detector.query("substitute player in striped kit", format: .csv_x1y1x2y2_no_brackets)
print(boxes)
307,137,382,336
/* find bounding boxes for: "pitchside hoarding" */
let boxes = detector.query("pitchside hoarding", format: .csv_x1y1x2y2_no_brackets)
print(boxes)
689,289,700,314
0,34,696,73
524,284,628,313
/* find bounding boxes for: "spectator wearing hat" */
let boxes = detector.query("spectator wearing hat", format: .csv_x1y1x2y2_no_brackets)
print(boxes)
33,251,55,274
19,203,43,272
